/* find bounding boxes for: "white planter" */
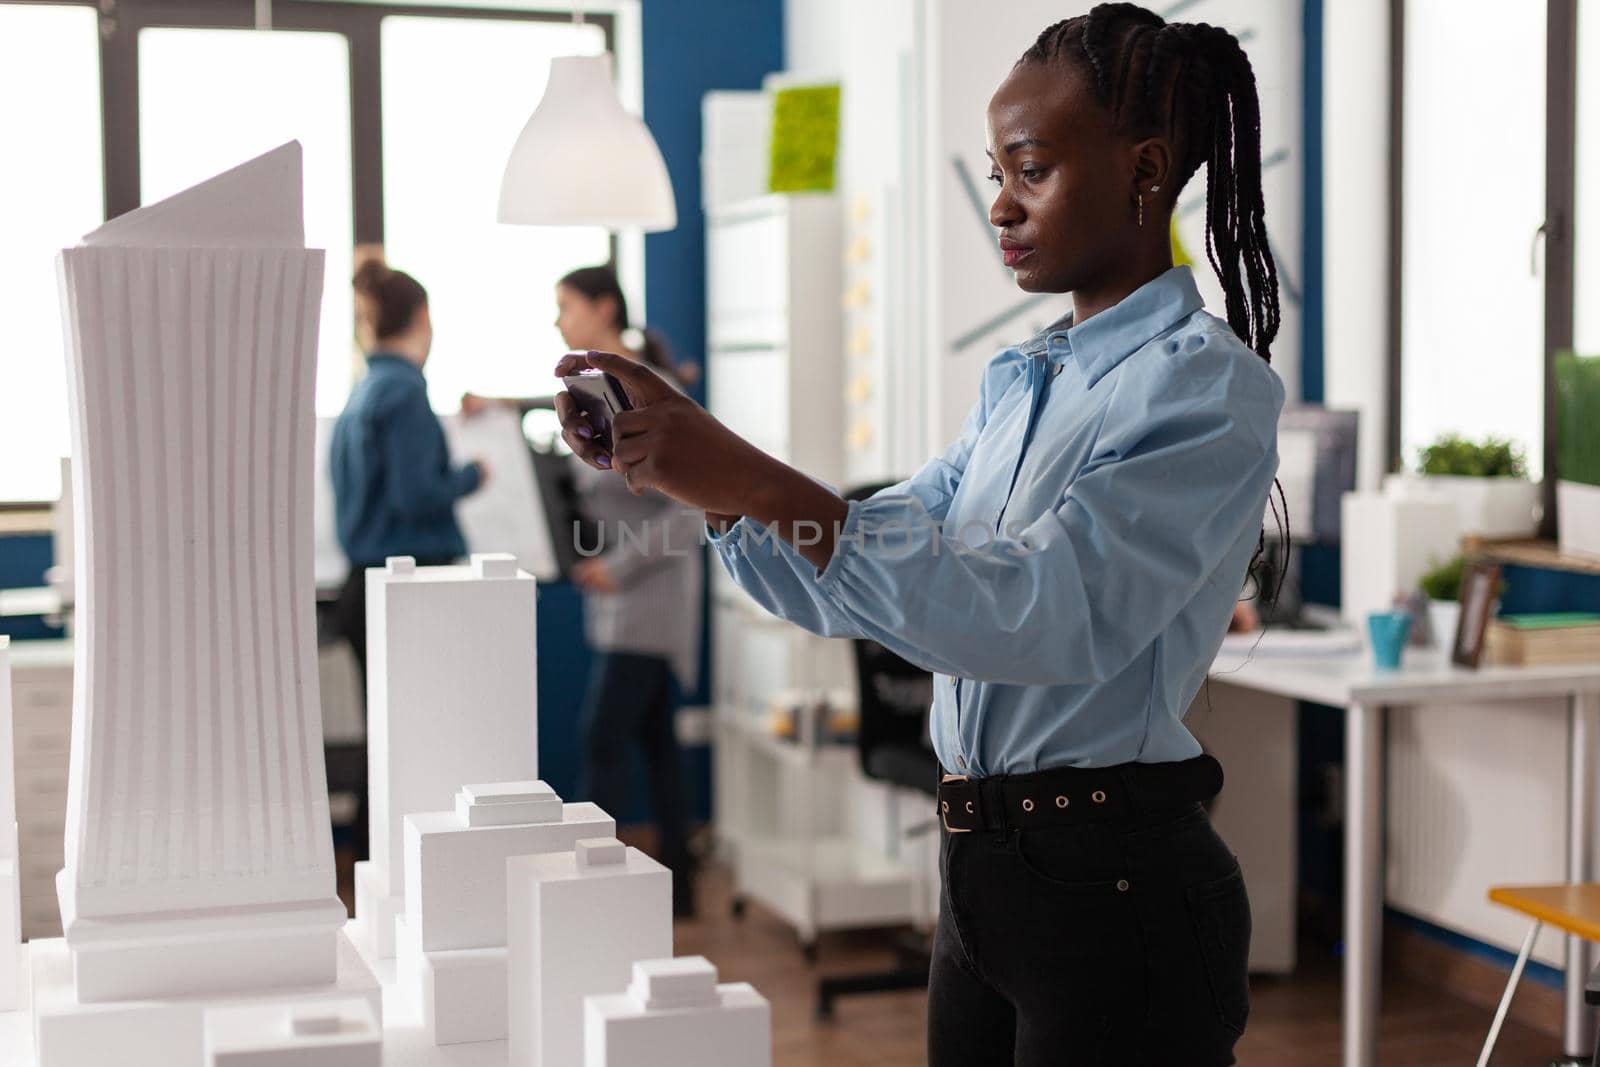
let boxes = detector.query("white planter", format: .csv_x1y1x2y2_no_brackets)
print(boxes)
1558,480,1600,559
1385,474,1541,539
1428,601,1461,651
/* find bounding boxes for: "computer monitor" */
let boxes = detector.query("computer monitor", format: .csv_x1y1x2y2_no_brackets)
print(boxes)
1255,407,1358,626
1272,406,1359,545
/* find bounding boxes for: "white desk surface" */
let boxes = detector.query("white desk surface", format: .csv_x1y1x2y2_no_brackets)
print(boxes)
1211,641,1600,708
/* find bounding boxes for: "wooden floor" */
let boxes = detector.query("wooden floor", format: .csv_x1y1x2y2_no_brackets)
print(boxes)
337,844,1568,1066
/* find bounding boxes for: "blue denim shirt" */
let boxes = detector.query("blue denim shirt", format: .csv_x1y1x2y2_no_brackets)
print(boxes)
329,354,480,568
711,267,1284,775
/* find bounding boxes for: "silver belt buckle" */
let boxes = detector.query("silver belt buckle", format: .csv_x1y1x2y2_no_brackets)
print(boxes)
940,773,972,833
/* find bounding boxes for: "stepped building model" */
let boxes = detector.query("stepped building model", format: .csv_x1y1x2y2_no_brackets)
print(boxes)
33,142,377,1067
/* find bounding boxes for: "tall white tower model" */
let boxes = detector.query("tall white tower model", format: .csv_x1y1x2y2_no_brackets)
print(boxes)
50,143,348,1006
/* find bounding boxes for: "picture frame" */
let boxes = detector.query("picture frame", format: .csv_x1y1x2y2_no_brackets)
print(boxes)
1452,561,1503,669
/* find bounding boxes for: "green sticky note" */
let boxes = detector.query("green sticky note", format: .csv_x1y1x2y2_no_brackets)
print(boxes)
768,84,841,193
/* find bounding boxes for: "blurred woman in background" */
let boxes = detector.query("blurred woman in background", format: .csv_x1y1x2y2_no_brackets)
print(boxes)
331,259,487,673
468,265,704,916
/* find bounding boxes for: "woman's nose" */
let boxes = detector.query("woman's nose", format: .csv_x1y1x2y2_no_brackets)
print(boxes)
990,186,1022,229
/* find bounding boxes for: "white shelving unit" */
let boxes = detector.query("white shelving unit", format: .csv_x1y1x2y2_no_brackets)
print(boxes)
705,193,923,951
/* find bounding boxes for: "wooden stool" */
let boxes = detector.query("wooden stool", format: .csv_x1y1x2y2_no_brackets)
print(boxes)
1481,884,1600,1066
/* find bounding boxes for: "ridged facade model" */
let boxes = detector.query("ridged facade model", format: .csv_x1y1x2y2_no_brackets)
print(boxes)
54,142,345,1003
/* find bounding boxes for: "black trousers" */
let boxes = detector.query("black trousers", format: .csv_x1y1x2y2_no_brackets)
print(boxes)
578,651,691,874
928,801,1251,1066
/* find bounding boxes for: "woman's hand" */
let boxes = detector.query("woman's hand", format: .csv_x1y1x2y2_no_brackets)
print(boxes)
552,351,770,515
570,556,620,594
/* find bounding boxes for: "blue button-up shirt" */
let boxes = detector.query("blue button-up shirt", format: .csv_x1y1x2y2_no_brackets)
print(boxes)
330,354,481,568
711,266,1284,776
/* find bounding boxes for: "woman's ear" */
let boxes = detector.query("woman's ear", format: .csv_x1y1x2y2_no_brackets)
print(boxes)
1131,136,1175,197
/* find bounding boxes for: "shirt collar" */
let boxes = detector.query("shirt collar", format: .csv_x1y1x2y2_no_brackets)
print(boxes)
366,352,424,379
1019,266,1205,388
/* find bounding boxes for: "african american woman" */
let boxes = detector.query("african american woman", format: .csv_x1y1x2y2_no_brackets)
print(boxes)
555,5,1283,1064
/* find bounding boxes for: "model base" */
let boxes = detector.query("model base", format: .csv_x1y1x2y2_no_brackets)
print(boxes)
31,929,380,1067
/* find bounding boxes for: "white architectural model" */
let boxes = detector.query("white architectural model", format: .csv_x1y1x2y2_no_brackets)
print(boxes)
0,637,18,1011
204,997,381,1066
507,836,672,1067
354,552,538,961
584,957,771,1067
34,142,378,1067
398,781,613,1045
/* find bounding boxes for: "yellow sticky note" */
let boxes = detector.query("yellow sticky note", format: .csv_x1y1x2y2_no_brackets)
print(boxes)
850,193,872,223
845,236,872,264
841,280,871,309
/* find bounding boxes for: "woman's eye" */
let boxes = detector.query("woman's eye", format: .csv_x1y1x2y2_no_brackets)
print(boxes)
1021,167,1045,182
987,171,1002,185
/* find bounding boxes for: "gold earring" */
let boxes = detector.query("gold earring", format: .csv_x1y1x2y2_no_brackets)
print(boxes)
1138,191,1144,228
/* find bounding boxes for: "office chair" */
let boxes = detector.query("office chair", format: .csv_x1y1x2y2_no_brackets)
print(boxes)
815,481,940,1021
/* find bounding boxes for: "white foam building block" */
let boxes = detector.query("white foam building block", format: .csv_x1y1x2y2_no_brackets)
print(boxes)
205,997,381,1066
49,142,352,1020
1340,488,1462,624
32,929,380,1067
397,786,614,1046
508,838,673,1067
358,552,538,961
0,637,17,1012
584,957,771,1067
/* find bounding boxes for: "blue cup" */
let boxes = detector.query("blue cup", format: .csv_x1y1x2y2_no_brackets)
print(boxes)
1367,611,1413,671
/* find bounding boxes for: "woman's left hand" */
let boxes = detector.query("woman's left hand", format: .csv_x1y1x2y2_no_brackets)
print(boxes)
553,350,770,514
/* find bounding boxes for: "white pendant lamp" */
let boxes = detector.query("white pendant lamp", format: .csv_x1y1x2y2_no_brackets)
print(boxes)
497,52,677,232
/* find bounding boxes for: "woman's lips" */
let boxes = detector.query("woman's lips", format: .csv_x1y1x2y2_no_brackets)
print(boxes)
1002,246,1034,267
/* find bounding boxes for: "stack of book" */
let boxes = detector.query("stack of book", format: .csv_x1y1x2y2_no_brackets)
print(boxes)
1484,613,1600,666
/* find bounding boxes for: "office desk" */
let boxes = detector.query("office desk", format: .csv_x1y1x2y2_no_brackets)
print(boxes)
1209,641,1600,1067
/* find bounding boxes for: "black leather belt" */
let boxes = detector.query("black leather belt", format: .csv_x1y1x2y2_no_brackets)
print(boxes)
936,754,1224,833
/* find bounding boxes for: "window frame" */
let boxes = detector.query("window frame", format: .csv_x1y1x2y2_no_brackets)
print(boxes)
1388,0,1581,539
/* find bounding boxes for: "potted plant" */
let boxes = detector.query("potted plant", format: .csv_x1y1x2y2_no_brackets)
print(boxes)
1418,554,1466,650
1389,434,1540,539
1557,352,1600,558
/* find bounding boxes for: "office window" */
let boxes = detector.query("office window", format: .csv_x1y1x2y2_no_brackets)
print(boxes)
139,27,355,416
1400,1,1547,477
1577,0,1600,355
381,15,611,412
0,4,103,503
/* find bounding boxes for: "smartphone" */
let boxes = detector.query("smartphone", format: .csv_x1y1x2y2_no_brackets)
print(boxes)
561,368,634,454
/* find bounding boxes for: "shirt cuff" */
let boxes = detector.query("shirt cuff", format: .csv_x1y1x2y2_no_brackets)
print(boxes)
704,516,749,549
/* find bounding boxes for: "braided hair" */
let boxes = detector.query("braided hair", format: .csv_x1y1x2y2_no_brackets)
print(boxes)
1022,4,1289,616
1020,3,1280,364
